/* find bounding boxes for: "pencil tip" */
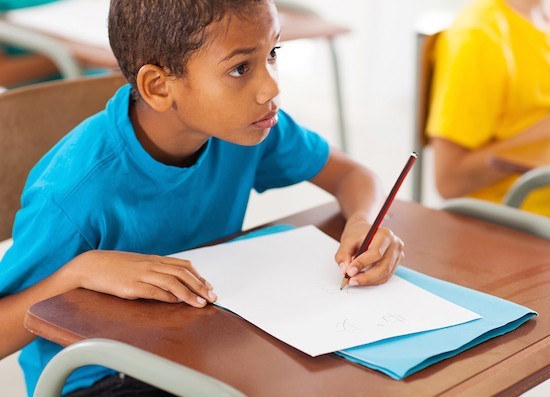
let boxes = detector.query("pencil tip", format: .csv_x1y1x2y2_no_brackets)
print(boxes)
340,278,348,290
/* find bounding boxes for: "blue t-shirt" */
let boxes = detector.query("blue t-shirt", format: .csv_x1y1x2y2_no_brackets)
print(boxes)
0,85,329,396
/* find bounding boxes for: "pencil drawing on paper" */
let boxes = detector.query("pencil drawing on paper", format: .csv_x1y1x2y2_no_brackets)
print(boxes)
376,313,407,327
336,318,363,332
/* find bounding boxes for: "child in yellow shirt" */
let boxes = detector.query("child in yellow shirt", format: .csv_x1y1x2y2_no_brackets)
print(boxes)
427,0,550,216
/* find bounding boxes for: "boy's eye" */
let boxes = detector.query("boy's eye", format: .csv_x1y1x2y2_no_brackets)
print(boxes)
269,46,281,60
229,64,249,77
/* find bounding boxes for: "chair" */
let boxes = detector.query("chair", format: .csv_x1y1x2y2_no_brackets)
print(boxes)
34,338,245,397
411,11,454,203
0,19,82,79
0,73,127,241
503,166,550,209
439,197,550,239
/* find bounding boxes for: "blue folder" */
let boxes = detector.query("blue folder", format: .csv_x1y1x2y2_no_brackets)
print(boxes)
337,266,536,379
237,225,537,379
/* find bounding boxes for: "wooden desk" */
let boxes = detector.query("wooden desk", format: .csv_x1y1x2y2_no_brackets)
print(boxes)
491,138,550,174
25,201,550,396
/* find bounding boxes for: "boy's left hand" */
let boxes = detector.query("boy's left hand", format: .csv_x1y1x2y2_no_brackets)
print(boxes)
335,216,404,286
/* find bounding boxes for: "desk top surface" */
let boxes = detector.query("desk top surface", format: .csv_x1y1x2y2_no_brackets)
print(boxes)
25,201,550,396
491,138,550,174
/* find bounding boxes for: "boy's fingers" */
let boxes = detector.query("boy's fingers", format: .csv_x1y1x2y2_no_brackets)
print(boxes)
160,257,215,292
337,227,398,276
152,268,217,304
334,245,353,269
346,234,391,276
349,250,404,287
119,282,184,304
348,261,395,286
346,231,404,286
140,283,208,308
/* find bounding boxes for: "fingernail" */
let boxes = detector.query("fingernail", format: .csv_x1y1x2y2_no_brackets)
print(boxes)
197,296,206,305
349,279,359,287
208,291,217,301
347,267,358,277
339,262,346,272
205,281,214,290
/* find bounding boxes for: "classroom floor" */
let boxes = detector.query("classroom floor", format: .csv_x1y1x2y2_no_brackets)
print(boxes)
0,0,548,395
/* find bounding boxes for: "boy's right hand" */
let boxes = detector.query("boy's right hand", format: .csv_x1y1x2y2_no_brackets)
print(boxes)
69,250,217,308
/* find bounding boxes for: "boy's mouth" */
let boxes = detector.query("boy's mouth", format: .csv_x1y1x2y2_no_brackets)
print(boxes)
252,111,278,129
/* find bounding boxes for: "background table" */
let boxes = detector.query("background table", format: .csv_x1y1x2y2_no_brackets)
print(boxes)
25,200,550,396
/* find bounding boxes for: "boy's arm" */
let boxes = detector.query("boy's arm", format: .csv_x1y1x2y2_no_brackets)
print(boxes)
0,262,79,358
0,192,218,359
309,147,404,286
0,250,217,359
432,116,550,198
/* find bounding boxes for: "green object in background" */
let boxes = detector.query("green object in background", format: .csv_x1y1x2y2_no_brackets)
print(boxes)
0,0,58,12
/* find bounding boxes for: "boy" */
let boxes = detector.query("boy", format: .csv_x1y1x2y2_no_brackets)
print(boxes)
0,1,404,395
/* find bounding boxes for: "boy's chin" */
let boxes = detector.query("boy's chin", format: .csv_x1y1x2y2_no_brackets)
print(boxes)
234,129,272,146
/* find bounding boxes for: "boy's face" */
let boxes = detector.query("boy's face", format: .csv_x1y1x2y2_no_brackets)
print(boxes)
170,1,281,146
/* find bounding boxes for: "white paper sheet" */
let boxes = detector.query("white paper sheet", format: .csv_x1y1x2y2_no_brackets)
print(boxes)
6,0,110,49
171,226,480,357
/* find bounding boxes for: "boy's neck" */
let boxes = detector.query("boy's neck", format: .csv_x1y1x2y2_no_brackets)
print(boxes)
129,99,209,168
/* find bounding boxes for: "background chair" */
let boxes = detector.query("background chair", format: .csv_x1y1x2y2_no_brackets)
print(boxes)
34,338,245,397
0,73,127,241
0,20,82,80
503,166,550,209
411,11,454,203
439,197,550,239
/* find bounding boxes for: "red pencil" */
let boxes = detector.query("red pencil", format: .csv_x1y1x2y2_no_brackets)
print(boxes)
340,152,418,290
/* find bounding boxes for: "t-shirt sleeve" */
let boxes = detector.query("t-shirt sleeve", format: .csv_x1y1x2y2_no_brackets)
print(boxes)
0,192,91,295
426,27,508,149
253,109,330,193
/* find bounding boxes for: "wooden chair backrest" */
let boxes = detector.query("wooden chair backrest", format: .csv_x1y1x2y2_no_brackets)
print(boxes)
411,30,442,203
0,73,127,240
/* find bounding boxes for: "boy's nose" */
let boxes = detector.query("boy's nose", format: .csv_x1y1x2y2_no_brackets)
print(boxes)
256,67,280,105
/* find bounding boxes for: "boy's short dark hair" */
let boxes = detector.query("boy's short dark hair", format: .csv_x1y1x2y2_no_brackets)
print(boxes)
108,0,268,99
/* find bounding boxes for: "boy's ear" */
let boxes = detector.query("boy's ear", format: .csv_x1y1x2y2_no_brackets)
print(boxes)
135,64,175,112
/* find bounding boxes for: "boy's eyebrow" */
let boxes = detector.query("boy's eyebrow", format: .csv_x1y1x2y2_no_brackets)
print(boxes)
219,32,281,64
219,46,258,64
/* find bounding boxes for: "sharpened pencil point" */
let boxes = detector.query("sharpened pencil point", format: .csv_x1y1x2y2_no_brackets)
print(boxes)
340,276,349,290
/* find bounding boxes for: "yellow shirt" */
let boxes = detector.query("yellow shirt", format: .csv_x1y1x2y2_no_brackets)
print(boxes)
427,0,550,216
